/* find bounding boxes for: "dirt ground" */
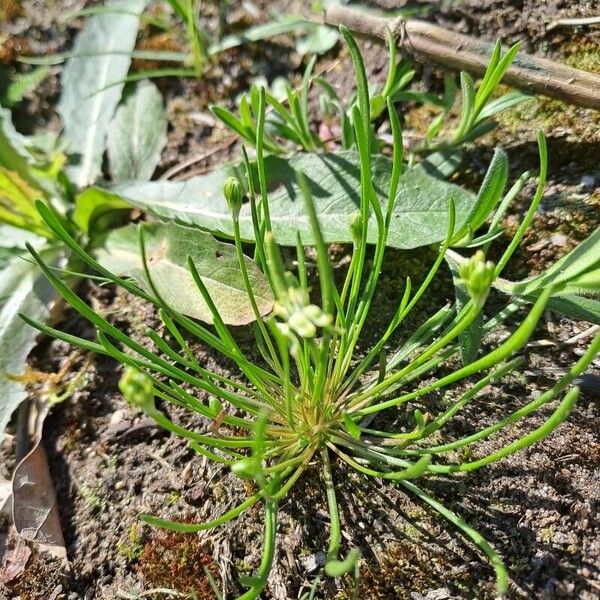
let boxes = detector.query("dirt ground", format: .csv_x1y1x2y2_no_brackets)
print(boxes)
1,1,600,599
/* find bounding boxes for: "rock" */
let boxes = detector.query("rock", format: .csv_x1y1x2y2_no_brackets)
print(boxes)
300,550,326,573
580,175,595,189
184,483,206,507
550,233,567,247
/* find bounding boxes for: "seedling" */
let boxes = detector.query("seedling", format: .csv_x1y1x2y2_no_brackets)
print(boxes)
23,27,599,600
213,30,531,157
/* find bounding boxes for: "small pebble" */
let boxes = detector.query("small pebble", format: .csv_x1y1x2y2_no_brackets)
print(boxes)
300,550,326,573
580,175,595,189
550,233,567,247
109,409,125,426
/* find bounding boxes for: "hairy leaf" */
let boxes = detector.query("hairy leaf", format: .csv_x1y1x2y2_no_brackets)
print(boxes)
107,80,167,182
0,247,63,437
114,150,476,249
95,221,274,325
58,0,146,188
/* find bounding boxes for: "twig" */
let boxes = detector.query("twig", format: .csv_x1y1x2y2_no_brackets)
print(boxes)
160,135,237,181
323,6,600,111
547,15,600,31
565,324,600,345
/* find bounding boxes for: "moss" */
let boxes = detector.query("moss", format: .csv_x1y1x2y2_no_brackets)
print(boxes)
78,483,106,512
138,529,218,599
539,526,555,544
117,524,145,561
335,541,487,600
12,550,66,600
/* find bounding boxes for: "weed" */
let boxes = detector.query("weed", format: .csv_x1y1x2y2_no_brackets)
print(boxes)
139,529,218,599
117,523,145,561
23,27,600,600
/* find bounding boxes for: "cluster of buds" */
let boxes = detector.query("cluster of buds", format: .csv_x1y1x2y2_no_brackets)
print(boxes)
274,287,333,340
459,250,496,308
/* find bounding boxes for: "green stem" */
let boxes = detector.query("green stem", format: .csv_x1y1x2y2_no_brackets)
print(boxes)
321,447,342,563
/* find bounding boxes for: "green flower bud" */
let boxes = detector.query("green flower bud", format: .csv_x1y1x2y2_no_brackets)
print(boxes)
223,176,243,216
231,457,261,480
459,250,495,307
118,366,155,412
303,304,333,328
348,212,363,245
288,310,317,338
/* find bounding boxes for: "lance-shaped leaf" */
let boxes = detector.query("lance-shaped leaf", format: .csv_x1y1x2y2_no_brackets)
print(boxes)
0,246,64,437
58,0,146,188
0,169,52,238
107,79,167,182
114,150,476,250
95,221,273,325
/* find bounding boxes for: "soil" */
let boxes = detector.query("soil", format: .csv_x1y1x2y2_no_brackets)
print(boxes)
1,1,600,599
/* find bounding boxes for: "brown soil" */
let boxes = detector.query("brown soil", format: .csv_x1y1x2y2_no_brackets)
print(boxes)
1,1,600,599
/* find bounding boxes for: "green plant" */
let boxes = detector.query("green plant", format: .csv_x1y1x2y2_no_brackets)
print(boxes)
164,0,206,77
20,2,341,83
0,2,167,436
212,31,531,158
23,27,599,600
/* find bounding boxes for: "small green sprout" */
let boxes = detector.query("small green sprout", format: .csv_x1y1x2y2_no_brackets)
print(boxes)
22,27,599,600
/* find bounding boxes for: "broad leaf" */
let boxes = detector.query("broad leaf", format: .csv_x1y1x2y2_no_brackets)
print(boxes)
95,222,273,325
73,187,131,235
296,26,339,56
107,80,167,182
58,0,146,188
114,150,476,249
0,246,63,437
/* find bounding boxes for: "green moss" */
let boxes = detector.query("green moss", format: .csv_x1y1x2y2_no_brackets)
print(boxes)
117,523,144,561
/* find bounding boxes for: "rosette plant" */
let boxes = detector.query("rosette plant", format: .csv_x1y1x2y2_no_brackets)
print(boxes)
22,27,599,600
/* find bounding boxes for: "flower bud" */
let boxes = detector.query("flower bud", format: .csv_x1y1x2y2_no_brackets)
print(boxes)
348,212,363,245
118,366,155,413
288,310,317,338
459,250,495,307
304,304,333,328
223,176,243,216
231,457,260,480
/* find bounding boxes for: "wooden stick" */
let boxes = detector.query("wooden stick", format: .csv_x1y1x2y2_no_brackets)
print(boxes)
323,6,600,111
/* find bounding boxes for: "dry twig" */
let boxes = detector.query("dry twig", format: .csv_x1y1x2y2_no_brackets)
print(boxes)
323,6,600,111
